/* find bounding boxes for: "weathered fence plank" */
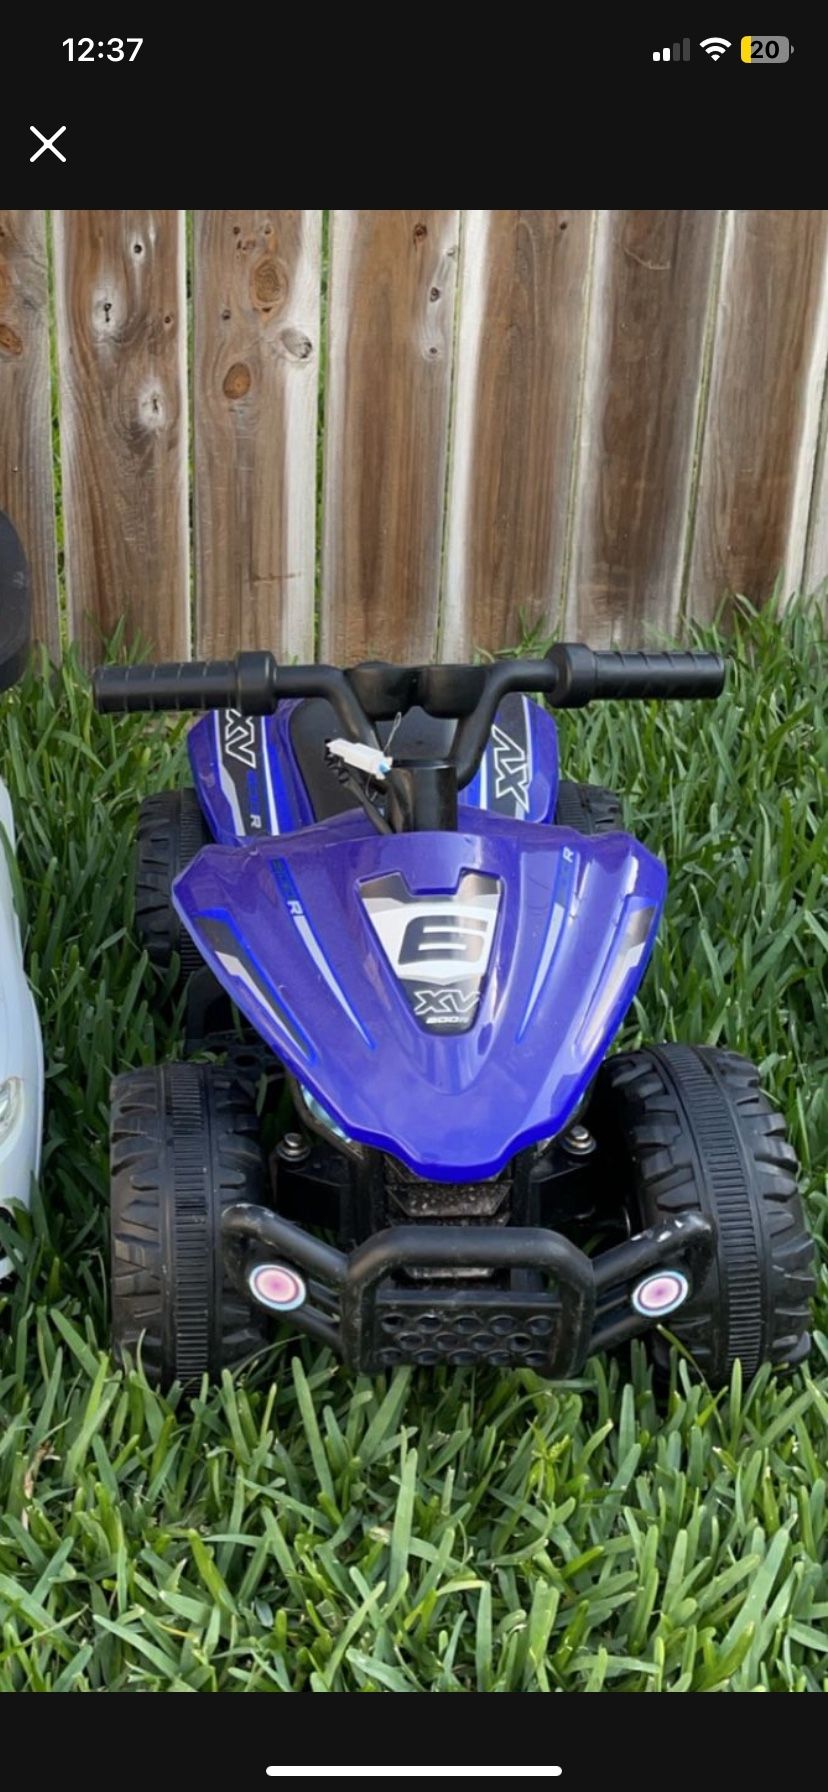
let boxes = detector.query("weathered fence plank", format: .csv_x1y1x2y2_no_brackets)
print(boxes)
800,273,828,597
0,210,59,657
687,209,828,618
53,209,188,663
564,208,721,645
194,210,321,660
442,209,593,658
321,209,459,664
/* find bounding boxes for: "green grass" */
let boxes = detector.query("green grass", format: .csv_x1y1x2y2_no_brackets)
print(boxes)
0,600,826,1692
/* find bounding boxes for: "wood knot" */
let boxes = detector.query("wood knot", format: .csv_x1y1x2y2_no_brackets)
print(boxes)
413,222,428,245
139,383,166,428
93,289,121,334
223,361,251,399
280,326,313,361
0,323,23,357
251,257,288,312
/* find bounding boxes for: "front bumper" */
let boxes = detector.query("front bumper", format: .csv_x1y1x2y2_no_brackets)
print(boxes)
223,1205,714,1376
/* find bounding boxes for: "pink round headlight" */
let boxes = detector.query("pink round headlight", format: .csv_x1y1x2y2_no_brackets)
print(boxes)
248,1262,307,1312
631,1270,689,1317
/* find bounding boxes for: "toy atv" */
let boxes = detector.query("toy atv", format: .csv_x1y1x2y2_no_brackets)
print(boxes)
94,646,815,1387
0,512,44,1278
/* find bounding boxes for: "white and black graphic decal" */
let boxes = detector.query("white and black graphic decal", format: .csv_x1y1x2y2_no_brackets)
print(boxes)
196,914,306,1051
361,871,501,1033
223,710,258,768
215,710,276,836
577,902,658,1055
485,692,533,818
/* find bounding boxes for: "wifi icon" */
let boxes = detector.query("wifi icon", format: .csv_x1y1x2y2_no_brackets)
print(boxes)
700,36,731,59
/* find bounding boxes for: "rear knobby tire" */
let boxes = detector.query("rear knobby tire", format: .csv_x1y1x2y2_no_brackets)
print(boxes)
134,789,211,982
592,1045,815,1386
110,1061,268,1387
555,781,623,834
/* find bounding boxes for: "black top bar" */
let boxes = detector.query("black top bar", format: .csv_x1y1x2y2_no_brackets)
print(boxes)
93,645,726,790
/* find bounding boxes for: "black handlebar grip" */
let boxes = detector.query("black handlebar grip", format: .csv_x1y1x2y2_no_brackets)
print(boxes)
93,651,279,714
547,645,725,706
592,650,726,700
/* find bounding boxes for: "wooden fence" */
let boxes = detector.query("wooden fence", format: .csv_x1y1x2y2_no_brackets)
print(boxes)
1,209,826,667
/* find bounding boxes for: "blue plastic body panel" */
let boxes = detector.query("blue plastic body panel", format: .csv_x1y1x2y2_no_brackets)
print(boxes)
173,809,665,1180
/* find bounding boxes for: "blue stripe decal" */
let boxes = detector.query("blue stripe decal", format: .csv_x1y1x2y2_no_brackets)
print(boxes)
270,860,375,1047
246,767,265,831
260,717,279,833
517,846,577,1040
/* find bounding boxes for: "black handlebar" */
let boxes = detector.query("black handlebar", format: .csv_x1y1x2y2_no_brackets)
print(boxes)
546,645,726,705
93,645,725,791
93,653,277,715
92,653,372,738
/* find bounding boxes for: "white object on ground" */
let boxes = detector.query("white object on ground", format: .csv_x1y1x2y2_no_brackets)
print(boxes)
0,778,43,1277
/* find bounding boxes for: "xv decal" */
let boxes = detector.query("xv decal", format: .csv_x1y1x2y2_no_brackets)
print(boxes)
491,723,530,813
223,710,258,769
413,986,481,1026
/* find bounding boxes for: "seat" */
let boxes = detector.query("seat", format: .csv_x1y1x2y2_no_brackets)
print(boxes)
289,699,456,822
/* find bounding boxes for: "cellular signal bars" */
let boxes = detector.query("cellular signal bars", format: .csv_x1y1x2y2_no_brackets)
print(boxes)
653,40,691,61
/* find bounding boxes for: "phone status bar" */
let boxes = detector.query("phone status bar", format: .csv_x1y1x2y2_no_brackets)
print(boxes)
652,35,794,63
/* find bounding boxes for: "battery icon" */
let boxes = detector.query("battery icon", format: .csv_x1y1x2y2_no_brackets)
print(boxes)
741,35,793,61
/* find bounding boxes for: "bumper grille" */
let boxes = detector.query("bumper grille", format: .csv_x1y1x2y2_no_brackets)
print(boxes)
376,1300,555,1368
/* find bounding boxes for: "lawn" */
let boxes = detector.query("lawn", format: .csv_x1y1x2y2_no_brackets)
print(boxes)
0,602,826,1692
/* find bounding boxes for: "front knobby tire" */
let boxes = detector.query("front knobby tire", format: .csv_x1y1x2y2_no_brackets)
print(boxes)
592,1044,815,1386
110,1061,269,1387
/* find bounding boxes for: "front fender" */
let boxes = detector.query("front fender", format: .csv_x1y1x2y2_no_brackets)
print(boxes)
173,810,666,1180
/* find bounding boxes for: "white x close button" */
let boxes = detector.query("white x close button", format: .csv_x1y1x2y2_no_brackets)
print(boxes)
30,125,67,163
